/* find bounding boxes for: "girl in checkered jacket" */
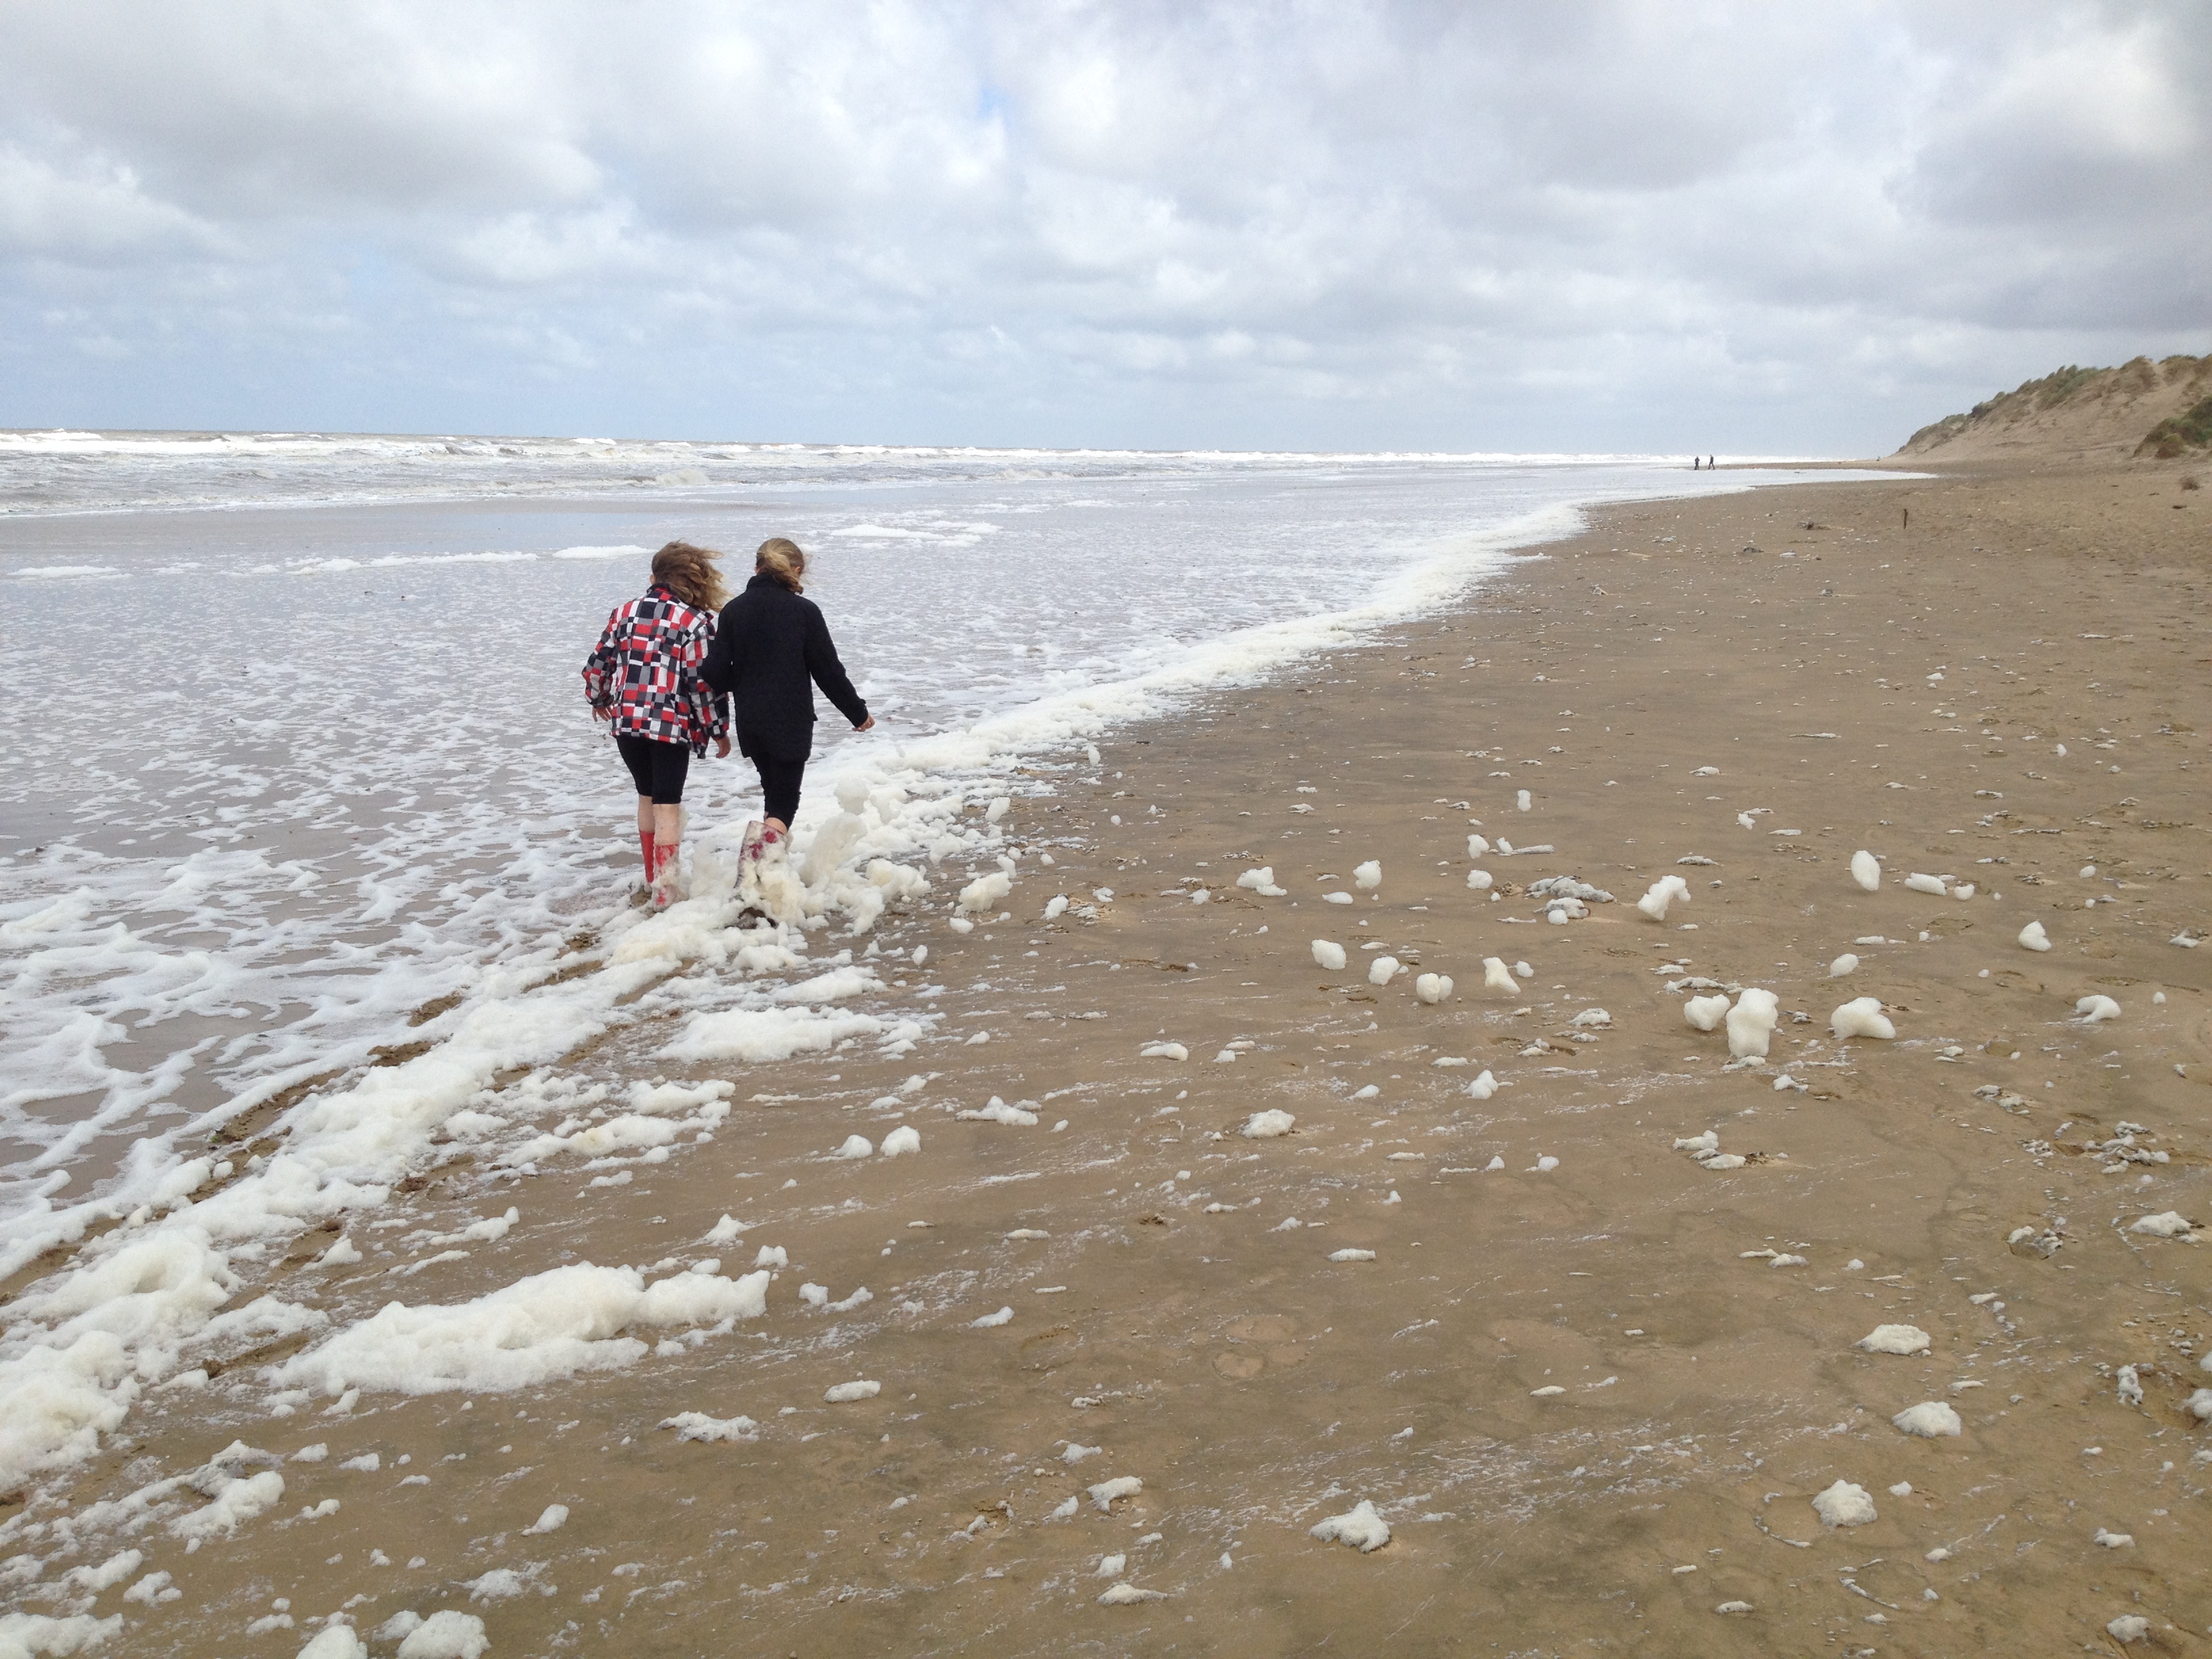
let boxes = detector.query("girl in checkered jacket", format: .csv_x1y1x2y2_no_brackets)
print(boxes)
582,541,733,906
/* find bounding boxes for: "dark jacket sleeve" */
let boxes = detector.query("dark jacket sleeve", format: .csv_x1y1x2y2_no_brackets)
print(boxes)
700,601,741,694
804,604,869,727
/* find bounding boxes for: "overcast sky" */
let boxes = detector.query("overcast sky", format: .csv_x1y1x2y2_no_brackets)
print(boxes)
1,1,2205,454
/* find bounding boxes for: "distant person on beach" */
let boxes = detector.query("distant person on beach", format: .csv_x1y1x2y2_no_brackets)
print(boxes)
702,537,874,876
582,541,732,907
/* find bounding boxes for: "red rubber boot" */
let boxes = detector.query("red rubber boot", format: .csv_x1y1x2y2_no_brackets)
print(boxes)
651,840,680,909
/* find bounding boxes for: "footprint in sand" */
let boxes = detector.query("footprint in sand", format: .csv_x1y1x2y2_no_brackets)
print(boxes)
1213,1314,1307,1378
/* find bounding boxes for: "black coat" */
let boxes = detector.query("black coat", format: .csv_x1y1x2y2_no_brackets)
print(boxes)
701,574,870,762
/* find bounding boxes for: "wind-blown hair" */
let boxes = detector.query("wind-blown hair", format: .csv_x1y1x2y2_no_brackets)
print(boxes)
649,541,731,612
755,537,807,593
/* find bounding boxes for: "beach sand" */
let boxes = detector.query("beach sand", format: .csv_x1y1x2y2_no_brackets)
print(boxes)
10,459,2209,1655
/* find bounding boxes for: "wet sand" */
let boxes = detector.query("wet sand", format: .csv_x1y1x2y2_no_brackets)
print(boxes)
10,459,2210,1656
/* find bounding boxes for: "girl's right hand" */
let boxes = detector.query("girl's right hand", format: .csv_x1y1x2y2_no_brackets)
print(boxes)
855,716,876,732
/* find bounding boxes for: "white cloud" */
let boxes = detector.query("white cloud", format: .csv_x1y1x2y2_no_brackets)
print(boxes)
0,0,2205,450
0,148,228,259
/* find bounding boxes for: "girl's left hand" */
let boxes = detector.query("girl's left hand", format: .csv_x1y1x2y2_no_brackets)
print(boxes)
716,736,733,758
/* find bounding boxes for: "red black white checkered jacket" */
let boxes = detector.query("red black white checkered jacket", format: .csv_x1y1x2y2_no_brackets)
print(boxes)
581,585,730,754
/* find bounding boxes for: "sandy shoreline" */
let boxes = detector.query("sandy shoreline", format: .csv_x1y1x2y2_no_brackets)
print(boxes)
6,458,2208,1655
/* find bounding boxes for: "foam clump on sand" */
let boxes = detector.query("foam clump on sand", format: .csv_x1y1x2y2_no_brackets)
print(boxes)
1830,997,1896,1040
1726,988,1779,1058
834,1134,873,1160
664,1006,891,1065
1569,1007,1610,1029
660,1411,758,1442
1683,994,1730,1031
1328,1248,1376,1263
1811,1480,1877,1527
1309,1498,1391,1552
1237,867,1288,897
970,1306,1014,1328
1311,939,1347,971
1482,957,1515,993
957,870,1012,913
1467,868,1494,891
1088,1476,1143,1512
825,1380,880,1403
1857,1324,1931,1355
958,1097,1038,1126
2129,1211,2194,1238
298,1627,370,1659
1367,956,1401,986
1414,973,1453,1004
1905,872,1949,896
1140,1041,1189,1061
2074,994,2121,1023
523,1503,569,1534
272,1263,771,1396
1637,876,1691,921
1892,1401,1963,1437
1466,1069,1498,1099
881,1125,922,1157
1672,1129,1742,1171
1851,851,1881,891
389,1610,489,1659
171,1469,285,1541
2108,1615,2152,1644
1243,1110,1295,1139
1098,1583,1168,1605
1828,953,1858,977
2018,920,2052,951
1353,861,1381,889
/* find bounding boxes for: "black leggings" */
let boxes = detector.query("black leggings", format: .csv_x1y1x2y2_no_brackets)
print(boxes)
753,756,805,825
616,735,691,805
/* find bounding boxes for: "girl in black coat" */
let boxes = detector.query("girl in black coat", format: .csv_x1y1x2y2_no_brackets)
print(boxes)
701,537,874,860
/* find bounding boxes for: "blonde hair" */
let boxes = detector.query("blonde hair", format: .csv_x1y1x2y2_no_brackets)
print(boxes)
755,537,806,593
650,540,730,612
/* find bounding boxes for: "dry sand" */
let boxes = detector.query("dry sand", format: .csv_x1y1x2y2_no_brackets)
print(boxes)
9,459,2209,1656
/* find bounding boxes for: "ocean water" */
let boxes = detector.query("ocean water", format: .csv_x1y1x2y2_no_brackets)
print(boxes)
0,429,1889,1492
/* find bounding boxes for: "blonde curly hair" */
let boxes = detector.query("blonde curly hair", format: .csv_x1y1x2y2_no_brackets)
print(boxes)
649,540,731,612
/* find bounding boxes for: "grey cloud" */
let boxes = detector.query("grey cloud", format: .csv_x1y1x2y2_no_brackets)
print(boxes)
0,0,2206,451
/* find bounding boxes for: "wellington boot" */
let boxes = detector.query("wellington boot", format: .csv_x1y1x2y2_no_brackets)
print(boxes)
649,840,682,910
